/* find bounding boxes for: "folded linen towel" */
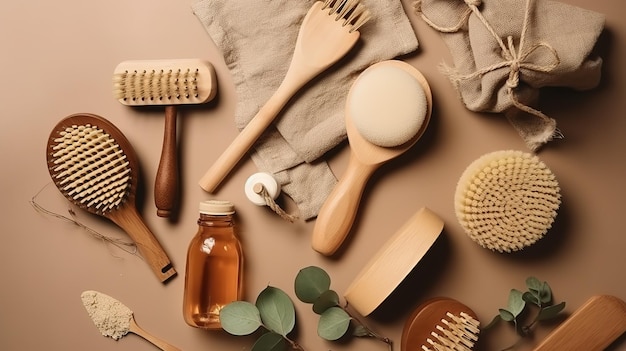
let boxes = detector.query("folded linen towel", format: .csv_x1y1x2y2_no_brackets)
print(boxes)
192,0,419,219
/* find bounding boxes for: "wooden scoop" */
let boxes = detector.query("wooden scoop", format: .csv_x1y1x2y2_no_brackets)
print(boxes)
311,61,433,256
81,290,181,351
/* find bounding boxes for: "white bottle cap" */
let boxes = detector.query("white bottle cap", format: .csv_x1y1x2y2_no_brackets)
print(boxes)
244,172,281,206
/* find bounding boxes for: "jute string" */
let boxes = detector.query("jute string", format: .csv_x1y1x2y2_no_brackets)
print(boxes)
253,183,298,223
30,183,138,257
415,0,561,126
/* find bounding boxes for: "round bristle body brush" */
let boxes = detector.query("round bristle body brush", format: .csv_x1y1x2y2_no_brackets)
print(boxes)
114,59,217,218
454,150,561,253
401,297,480,351
46,113,176,283
311,60,432,256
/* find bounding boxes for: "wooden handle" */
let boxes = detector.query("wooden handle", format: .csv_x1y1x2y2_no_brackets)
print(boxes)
130,318,181,351
154,105,178,218
108,206,176,283
311,154,376,256
533,295,626,351
198,61,318,193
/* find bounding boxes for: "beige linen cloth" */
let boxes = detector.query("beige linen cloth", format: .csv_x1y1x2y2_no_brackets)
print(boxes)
415,0,604,151
192,0,418,219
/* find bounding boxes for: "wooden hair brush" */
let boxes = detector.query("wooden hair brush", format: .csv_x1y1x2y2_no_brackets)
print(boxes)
532,295,626,351
401,297,480,351
46,113,176,283
114,59,217,218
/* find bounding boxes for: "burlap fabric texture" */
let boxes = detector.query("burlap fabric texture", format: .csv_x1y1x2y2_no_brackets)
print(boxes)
415,0,605,151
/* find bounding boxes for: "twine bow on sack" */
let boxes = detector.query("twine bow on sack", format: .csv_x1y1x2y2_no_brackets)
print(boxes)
415,0,572,149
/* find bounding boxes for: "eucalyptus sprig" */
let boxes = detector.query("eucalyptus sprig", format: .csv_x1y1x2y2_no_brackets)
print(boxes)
219,266,393,351
220,286,303,351
294,266,392,350
485,276,566,350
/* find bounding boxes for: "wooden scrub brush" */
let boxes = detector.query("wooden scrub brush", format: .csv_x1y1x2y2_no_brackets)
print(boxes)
454,150,561,253
401,297,480,351
114,59,217,218
46,113,176,282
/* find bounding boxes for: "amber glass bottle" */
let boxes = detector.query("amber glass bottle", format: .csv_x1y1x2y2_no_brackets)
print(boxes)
183,200,243,329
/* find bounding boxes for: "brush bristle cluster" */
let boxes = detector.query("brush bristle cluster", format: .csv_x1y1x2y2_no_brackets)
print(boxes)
50,124,130,213
113,68,200,102
454,150,561,253
422,312,480,351
321,0,371,32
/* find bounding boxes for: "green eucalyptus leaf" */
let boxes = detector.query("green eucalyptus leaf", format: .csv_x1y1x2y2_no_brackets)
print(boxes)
526,276,543,292
219,301,262,336
294,266,331,304
539,281,552,304
507,289,526,317
483,314,502,330
523,291,540,306
251,332,287,351
256,286,296,336
318,307,352,341
536,301,566,321
499,308,515,322
313,290,340,315
352,324,370,337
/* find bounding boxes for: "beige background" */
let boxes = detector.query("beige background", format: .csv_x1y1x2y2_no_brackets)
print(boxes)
1,0,624,350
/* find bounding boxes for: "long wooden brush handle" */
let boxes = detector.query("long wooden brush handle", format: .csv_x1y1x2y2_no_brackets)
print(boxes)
109,207,176,283
155,105,178,218
533,295,626,351
198,71,310,193
311,154,377,256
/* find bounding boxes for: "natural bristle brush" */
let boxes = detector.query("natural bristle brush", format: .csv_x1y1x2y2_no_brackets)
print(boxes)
46,113,176,283
401,297,480,351
198,0,370,193
454,150,561,253
114,59,217,218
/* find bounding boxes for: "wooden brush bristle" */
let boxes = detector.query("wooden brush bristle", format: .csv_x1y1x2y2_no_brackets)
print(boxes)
49,124,131,213
423,311,480,351
113,59,216,106
402,298,480,351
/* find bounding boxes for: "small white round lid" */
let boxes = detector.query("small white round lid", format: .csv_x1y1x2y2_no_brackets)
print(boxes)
244,172,281,206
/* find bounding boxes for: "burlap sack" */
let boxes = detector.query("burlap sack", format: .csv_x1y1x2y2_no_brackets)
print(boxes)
415,0,605,150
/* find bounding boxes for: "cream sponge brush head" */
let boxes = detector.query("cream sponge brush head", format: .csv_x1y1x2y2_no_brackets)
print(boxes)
454,150,561,253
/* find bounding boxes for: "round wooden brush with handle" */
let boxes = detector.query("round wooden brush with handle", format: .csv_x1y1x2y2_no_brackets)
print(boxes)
47,113,176,283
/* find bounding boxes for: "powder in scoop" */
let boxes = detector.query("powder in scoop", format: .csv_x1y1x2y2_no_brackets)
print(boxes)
81,290,132,340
